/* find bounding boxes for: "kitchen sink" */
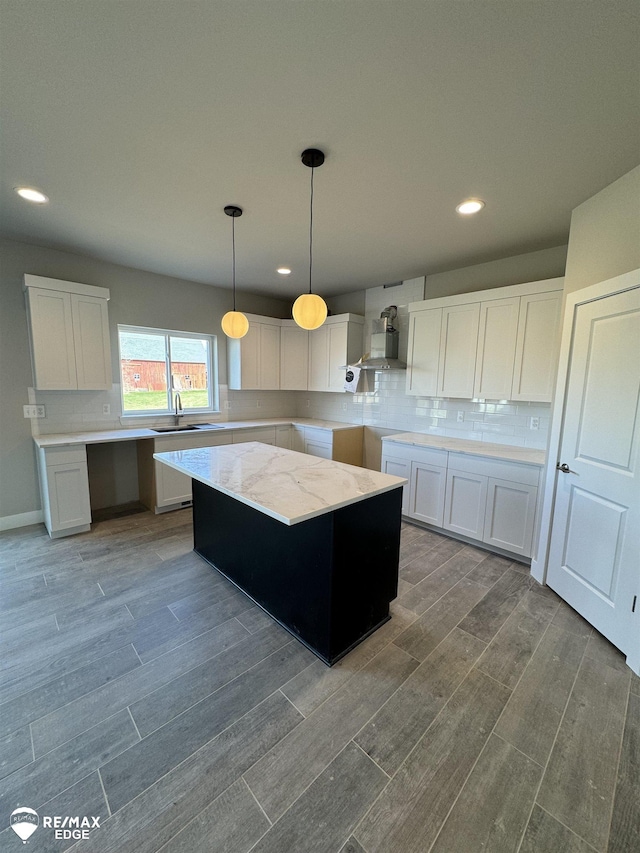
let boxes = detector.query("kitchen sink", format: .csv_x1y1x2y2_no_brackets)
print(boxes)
194,423,224,429
151,425,200,432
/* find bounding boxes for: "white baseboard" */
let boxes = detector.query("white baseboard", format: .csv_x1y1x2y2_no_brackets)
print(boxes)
0,510,44,532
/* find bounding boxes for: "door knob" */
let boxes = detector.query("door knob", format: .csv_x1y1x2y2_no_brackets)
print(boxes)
556,462,578,474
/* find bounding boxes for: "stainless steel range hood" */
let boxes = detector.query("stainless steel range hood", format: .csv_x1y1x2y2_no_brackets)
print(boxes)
356,306,407,370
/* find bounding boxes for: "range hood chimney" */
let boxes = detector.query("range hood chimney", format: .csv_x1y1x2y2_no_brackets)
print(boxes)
358,306,407,370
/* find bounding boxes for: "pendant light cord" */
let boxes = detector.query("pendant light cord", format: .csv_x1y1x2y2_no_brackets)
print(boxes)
308,165,314,295
231,214,237,311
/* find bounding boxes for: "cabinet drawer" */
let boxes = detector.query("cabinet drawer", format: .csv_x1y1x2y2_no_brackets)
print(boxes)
305,439,332,459
382,441,447,469
447,453,540,486
233,427,276,445
43,445,87,467
154,432,232,452
303,427,333,446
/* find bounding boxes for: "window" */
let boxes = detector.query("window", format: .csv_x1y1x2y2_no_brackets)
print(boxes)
118,325,218,415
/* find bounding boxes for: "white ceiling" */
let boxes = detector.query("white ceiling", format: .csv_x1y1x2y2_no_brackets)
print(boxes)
1,1,638,299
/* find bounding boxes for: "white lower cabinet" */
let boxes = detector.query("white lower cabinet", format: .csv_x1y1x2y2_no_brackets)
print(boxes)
382,440,540,559
410,460,447,527
38,446,92,537
483,477,538,557
232,427,276,446
275,425,292,449
138,432,235,512
443,469,488,539
381,454,410,515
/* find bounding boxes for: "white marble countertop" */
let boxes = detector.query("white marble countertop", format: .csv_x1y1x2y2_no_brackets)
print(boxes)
382,432,545,466
154,442,407,525
33,418,362,448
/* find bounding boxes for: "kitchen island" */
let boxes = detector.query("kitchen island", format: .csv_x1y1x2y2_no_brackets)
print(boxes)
154,442,407,665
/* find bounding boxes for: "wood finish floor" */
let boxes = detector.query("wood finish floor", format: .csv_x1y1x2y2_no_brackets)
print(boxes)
0,510,638,853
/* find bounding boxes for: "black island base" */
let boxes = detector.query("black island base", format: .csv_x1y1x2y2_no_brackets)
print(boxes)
192,479,403,666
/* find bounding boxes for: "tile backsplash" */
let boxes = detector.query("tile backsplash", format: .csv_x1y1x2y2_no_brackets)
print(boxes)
296,374,550,449
29,384,298,435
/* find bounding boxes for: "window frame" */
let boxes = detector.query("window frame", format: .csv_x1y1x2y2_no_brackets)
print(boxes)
118,324,219,417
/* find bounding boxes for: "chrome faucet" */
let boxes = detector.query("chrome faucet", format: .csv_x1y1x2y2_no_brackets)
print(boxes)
174,391,183,425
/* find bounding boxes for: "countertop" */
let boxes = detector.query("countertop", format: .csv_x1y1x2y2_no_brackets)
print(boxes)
382,432,545,466
154,442,407,525
32,418,362,449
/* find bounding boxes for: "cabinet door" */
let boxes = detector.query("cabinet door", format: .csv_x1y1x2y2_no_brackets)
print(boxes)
438,303,480,398
27,287,77,390
291,425,305,453
443,468,488,539
259,323,280,389
308,326,328,391
46,462,92,530
280,326,309,390
71,294,112,390
275,425,292,449
409,461,446,526
327,323,349,392
483,477,537,557
381,454,410,515
473,298,519,400
155,460,192,507
406,309,442,396
242,323,261,389
511,291,562,402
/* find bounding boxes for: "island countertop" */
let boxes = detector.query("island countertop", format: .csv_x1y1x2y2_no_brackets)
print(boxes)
154,441,407,526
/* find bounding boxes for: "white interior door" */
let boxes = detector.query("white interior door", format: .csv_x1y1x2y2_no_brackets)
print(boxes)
547,285,640,664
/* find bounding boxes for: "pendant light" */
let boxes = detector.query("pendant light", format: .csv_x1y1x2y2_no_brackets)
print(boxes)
292,148,328,331
221,205,249,339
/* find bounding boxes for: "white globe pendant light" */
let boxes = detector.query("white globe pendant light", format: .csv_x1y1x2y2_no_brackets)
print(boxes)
292,149,328,331
221,205,249,339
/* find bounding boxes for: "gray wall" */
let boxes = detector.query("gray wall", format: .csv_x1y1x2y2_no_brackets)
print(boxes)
564,166,640,294
424,245,568,299
0,237,290,522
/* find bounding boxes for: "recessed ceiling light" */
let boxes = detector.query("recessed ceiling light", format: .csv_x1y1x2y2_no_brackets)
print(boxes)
277,267,292,275
456,198,485,215
15,186,49,204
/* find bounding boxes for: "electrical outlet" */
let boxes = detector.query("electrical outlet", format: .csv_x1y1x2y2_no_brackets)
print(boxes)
256,400,262,408
529,417,540,430
457,411,465,423
342,402,348,411
23,405,45,418
306,399,310,408
224,401,231,410
102,404,111,415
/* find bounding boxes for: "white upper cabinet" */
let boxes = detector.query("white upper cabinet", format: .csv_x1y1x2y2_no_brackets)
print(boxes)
406,308,442,397
511,291,562,402
24,275,112,391
308,314,364,393
228,313,363,393
280,322,309,390
407,278,563,402
473,297,520,400
437,303,480,398
227,315,281,390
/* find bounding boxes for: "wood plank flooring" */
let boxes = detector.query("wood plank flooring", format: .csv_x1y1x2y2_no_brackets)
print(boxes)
0,511,637,852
